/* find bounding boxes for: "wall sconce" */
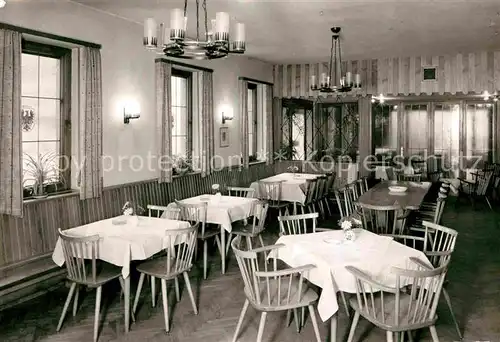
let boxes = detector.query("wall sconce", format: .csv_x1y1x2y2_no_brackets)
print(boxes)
123,102,141,124
222,111,234,124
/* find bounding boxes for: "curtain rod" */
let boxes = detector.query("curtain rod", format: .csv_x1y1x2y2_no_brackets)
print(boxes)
155,58,214,73
239,76,273,86
0,22,101,49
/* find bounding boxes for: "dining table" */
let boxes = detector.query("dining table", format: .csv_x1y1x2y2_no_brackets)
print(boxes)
164,194,259,274
357,180,432,210
268,228,432,341
52,215,191,333
248,172,324,204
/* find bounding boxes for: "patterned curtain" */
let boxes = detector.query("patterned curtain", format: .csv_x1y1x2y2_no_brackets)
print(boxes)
200,71,214,177
272,97,283,162
156,60,173,183
239,79,249,168
76,47,103,200
265,84,274,165
0,30,22,217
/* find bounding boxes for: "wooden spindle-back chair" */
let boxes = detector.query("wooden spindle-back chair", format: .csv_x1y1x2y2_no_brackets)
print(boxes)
227,186,255,198
359,203,409,236
278,212,318,236
257,180,289,216
57,229,123,342
148,204,181,220
133,224,199,332
231,237,322,342
175,200,220,279
226,201,269,253
345,260,449,342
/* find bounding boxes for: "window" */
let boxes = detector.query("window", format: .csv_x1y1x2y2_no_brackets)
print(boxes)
247,83,257,160
171,69,193,158
21,41,71,198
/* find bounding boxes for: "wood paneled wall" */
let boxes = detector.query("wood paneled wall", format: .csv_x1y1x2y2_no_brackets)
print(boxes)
274,50,500,98
273,60,378,99
0,163,275,268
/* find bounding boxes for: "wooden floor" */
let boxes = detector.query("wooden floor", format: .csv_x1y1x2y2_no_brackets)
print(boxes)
1,198,499,342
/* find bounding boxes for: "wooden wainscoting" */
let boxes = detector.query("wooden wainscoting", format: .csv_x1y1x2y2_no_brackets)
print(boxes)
0,163,275,269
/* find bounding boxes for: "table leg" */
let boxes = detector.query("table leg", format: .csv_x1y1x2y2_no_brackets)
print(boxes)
330,314,337,342
221,226,226,274
124,276,130,332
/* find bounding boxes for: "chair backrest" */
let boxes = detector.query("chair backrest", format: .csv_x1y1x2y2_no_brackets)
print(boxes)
398,174,422,182
227,186,255,198
58,228,100,284
476,169,494,196
303,179,317,205
324,172,336,194
346,261,448,330
421,221,457,268
231,236,314,310
147,204,180,220
334,186,355,218
257,180,284,203
278,212,318,236
432,192,447,224
175,200,208,237
246,201,269,235
385,167,396,181
412,159,426,174
359,202,407,235
314,176,327,200
161,224,198,276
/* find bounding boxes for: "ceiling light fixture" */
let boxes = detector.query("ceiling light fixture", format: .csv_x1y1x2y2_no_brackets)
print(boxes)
482,90,498,102
0,0,6,8
310,27,361,94
143,0,245,60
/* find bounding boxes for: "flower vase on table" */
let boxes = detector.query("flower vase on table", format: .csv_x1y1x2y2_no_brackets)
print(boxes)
339,217,361,243
116,201,145,226
287,166,299,178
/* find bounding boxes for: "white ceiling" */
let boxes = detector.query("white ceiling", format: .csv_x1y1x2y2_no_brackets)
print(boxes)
71,0,500,64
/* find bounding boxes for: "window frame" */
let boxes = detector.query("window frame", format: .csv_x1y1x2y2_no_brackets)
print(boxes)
21,40,72,199
171,68,194,172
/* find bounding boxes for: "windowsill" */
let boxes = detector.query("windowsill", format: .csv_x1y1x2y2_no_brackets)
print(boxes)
249,160,266,166
23,189,79,204
172,170,201,179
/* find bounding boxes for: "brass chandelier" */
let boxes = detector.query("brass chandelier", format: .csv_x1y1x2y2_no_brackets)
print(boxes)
310,27,361,93
143,0,246,60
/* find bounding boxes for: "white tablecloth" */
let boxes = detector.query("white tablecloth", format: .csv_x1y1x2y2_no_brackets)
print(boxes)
165,195,258,232
249,173,323,204
52,216,191,278
269,229,431,321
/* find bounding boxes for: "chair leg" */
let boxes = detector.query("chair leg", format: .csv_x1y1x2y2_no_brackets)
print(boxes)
429,325,440,342
330,315,337,342
182,272,198,314
174,277,180,302
256,312,267,342
301,307,305,327
346,311,360,342
258,234,265,248
308,305,321,342
57,282,76,331
232,299,249,342
72,285,79,317
93,286,102,342
340,291,350,316
293,308,300,332
443,288,462,340
246,236,253,250
133,273,146,315
203,240,208,280
150,276,156,307
226,233,233,254
485,196,493,210
160,279,170,332
286,309,292,326
386,331,394,342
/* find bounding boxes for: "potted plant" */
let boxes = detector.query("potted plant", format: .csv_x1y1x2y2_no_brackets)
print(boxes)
23,152,65,199
172,155,193,176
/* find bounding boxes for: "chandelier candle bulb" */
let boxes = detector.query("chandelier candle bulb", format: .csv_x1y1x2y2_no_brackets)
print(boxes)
311,75,316,87
354,73,361,87
346,72,352,86
233,23,246,52
144,18,158,48
321,72,327,87
170,8,185,40
215,12,230,42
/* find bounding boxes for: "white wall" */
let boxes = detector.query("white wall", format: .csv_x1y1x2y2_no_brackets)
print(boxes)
0,0,273,187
